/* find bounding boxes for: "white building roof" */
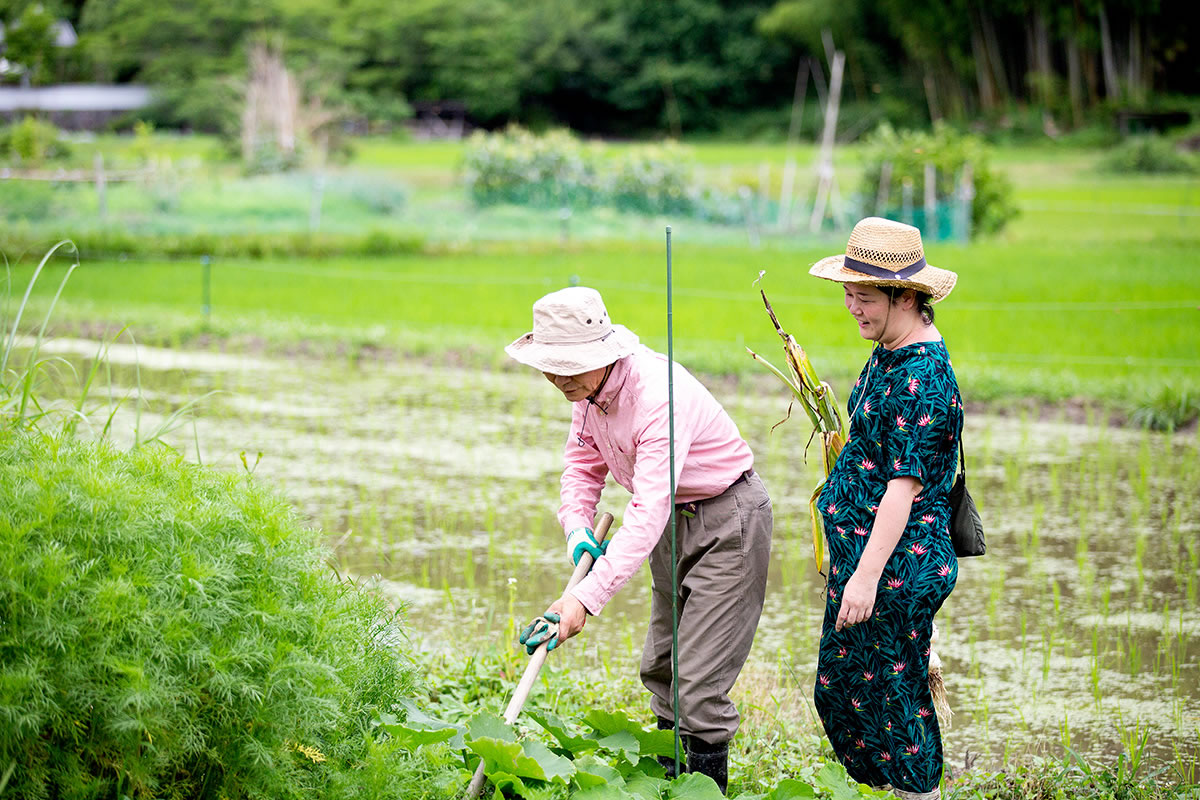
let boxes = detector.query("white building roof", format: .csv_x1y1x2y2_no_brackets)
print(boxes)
0,84,151,111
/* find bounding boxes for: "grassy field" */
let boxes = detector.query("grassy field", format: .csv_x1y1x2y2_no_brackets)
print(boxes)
6,135,1199,795
4,136,1199,408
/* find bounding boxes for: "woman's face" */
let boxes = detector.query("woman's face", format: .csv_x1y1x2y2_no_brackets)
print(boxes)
843,283,895,341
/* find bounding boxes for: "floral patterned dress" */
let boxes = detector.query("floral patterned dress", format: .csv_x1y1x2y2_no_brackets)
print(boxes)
814,340,962,793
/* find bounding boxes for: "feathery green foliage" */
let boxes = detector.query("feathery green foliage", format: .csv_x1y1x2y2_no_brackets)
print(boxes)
2,248,423,797
0,427,418,798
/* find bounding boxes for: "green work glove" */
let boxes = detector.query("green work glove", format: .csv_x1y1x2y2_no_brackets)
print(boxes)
566,526,608,566
518,612,561,655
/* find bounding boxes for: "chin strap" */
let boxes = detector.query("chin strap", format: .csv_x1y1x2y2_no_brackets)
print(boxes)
575,363,615,447
586,363,615,403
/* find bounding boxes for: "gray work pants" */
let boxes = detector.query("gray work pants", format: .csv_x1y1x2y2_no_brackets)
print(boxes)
640,472,773,745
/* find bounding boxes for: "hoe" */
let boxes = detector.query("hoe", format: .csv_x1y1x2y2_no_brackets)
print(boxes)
465,511,614,798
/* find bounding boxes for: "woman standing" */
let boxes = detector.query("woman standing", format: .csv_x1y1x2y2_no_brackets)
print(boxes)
808,218,962,799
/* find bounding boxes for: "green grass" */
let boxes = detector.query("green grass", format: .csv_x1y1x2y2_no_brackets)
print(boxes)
8,227,1199,406
5,136,1199,408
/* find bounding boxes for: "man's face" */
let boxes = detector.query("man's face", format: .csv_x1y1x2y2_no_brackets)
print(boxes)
543,366,609,402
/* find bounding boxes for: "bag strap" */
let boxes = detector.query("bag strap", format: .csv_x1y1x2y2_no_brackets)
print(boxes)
942,338,967,481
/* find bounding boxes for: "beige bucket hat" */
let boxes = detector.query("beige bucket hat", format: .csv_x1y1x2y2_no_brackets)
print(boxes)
505,286,640,375
809,217,957,302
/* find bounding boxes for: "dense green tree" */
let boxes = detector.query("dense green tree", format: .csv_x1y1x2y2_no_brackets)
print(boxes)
756,0,912,106
341,0,524,124
80,0,282,129
3,3,57,84
527,0,795,133
65,0,1200,135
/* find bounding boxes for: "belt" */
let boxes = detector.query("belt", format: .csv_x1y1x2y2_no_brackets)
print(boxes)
675,469,754,517
729,468,754,488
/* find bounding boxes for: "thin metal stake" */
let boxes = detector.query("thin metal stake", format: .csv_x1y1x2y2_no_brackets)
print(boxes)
665,225,682,778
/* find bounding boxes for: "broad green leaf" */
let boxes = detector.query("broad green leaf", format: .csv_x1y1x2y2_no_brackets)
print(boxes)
813,762,861,800
528,710,599,755
486,771,529,796
575,756,624,789
598,730,640,764
618,756,666,779
522,740,576,784
468,737,546,780
634,727,679,758
667,772,725,800
394,699,449,729
626,772,669,800
375,704,464,750
376,720,459,749
768,778,817,800
584,708,644,737
468,711,516,744
574,785,637,800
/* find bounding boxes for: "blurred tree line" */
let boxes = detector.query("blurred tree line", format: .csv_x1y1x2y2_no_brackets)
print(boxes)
1,0,1196,136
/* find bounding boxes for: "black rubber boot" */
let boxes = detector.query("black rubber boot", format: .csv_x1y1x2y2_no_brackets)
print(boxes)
686,736,729,794
656,717,684,779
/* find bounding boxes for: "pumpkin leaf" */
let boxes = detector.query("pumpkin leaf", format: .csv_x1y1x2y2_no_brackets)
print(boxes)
626,772,669,800
574,784,637,800
528,710,600,755
467,738,545,780
375,703,464,750
583,708,644,737
813,762,862,800
667,772,726,800
467,711,515,744
598,730,640,764
486,771,529,796
522,740,576,784
768,778,817,800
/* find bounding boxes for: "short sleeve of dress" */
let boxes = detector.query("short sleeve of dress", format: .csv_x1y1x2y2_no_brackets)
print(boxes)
881,362,952,486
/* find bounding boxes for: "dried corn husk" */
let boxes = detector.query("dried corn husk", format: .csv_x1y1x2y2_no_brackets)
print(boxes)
747,288,846,573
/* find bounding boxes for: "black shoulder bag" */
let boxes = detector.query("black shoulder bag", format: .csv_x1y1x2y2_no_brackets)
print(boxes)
949,438,986,557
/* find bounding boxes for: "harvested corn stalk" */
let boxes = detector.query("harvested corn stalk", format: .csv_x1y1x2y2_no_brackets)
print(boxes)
747,287,846,573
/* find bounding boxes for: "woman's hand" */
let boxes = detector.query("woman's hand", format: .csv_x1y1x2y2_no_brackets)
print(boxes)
546,592,587,642
836,570,878,631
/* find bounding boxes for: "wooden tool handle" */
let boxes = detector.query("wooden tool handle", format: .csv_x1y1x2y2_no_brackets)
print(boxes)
501,511,612,722
465,511,614,798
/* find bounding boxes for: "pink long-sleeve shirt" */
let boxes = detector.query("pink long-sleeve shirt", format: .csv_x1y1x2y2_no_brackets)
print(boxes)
559,346,754,614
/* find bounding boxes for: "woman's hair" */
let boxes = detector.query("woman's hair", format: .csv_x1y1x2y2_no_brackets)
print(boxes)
883,286,935,324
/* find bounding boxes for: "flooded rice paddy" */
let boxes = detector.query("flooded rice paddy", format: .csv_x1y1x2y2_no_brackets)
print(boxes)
26,338,1200,775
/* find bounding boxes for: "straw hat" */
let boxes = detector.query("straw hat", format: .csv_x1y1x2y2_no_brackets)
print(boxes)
505,286,640,375
809,217,957,302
